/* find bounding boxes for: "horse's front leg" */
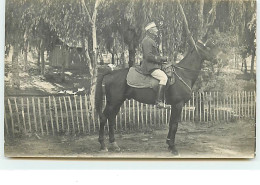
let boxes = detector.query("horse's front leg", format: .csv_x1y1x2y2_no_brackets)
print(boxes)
167,102,184,155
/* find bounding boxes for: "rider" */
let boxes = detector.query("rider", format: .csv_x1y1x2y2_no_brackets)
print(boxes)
141,22,170,109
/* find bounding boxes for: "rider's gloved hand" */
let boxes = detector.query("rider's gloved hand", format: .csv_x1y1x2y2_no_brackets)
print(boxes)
160,56,168,64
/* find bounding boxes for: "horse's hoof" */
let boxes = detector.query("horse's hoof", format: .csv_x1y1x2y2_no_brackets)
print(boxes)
168,146,180,156
109,142,121,152
99,147,108,153
171,150,180,156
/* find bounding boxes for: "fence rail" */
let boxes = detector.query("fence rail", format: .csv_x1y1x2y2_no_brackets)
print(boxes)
4,91,256,136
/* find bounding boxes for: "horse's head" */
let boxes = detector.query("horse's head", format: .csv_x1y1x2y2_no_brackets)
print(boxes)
196,40,220,61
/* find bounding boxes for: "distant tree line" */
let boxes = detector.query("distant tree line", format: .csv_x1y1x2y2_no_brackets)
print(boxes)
5,0,256,105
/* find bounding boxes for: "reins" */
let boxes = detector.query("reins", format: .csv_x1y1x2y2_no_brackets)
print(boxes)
163,63,201,92
171,66,192,92
173,65,201,73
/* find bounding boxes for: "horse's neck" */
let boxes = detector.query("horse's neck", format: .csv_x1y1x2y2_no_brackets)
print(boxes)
178,49,203,71
176,50,203,85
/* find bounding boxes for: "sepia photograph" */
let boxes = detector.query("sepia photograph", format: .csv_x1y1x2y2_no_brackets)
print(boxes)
4,0,256,158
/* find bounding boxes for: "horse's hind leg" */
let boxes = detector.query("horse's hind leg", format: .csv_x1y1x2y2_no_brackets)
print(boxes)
98,107,108,151
107,104,121,152
98,103,121,152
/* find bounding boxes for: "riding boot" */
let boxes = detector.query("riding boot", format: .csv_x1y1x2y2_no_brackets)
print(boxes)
156,85,171,109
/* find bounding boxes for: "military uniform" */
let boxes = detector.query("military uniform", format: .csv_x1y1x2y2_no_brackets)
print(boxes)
141,22,170,109
141,33,168,85
141,34,162,74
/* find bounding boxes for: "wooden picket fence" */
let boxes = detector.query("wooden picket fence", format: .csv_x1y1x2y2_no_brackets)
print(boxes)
4,91,256,137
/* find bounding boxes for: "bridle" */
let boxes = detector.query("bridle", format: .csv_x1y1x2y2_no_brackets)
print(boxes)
164,63,201,92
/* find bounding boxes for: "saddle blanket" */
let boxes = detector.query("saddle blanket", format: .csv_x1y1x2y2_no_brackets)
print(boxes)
126,67,159,89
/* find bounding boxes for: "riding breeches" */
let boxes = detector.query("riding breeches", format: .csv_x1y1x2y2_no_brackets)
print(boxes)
151,69,168,85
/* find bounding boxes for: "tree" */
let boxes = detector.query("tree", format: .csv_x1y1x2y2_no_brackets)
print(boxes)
80,0,101,110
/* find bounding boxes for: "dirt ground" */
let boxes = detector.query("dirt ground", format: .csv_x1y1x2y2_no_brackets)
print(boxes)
4,119,255,159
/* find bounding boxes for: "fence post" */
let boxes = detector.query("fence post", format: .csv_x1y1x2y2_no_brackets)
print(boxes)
232,92,235,121
79,95,85,133
133,100,135,128
238,92,241,120
235,91,238,119
73,95,79,133
199,92,202,122
119,107,122,131
48,96,55,135
68,96,75,134
247,91,250,117
27,98,32,132
150,104,152,125
188,98,191,122
141,103,144,128
192,92,195,122
59,97,64,132
53,96,59,133
216,92,219,121
21,97,26,133
32,97,37,132
184,102,187,122
38,98,44,135
213,92,215,121
4,107,9,135
254,91,256,118
43,97,49,135
7,99,14,136
124,101,127,130
227,95,230,121
203,92,206,122
250,91,253,118
84,95,90,132
14,97,21,132
242,91,244,118
165,105,168,125
64,96,70,133
145,104,148,127
137,102,140,129
223,96,226,121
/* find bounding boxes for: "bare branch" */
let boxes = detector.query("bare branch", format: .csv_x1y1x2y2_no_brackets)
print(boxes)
92,0,101,23
80,0,94,25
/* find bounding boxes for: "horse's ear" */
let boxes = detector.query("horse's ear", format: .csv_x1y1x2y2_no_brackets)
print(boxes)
197,40,206,46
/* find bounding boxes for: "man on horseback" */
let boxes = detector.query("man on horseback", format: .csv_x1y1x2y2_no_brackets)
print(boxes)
141,22,170,109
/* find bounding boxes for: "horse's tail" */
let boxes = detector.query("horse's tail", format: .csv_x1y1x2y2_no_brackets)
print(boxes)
95,67,112,115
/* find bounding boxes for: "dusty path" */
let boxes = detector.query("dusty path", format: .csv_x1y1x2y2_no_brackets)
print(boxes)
5,120,255,158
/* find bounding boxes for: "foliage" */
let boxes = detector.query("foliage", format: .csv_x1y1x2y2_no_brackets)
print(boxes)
5,0,256,92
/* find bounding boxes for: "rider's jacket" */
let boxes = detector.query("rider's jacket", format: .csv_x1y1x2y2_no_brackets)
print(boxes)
140,33,163,75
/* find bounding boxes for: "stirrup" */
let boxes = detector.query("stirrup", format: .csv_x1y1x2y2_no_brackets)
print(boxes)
156,101,171,109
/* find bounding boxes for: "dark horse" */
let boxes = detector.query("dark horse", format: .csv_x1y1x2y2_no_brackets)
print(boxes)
95,41,218,155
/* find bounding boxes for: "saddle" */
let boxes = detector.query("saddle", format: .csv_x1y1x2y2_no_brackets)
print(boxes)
126,64,175,90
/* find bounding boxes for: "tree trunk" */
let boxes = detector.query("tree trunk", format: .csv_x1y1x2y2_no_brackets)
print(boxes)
23,29,28,71
11,43,20,88
37,45,41,74
61,46,66,82
250,49,255,79
23,40,28,71
111,52,115,64
198,0,204,39
40,39,45,75
122,36,126,68
242,58,247,74
128,41,135,67
81,0,100,111
89,23,98,111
